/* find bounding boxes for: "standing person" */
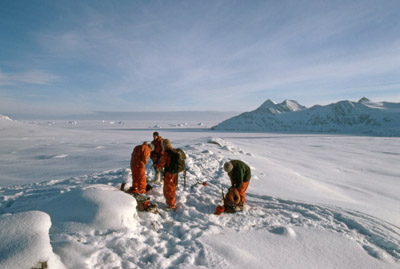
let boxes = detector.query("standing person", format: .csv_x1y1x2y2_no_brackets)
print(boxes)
154,139,178,210
128,142,154,194
150,132,164,184
223,160,251,212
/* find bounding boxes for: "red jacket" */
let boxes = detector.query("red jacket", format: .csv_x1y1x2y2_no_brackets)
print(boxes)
154,147,172,170
151,136,163,163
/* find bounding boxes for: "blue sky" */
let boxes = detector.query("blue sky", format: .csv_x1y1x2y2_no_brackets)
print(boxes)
0,0,399,116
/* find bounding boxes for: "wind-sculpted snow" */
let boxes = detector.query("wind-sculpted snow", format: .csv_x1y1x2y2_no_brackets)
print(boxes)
213,98,400,136
0,138,399,268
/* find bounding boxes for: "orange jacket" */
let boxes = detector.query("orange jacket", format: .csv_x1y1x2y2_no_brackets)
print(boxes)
131,142,151,169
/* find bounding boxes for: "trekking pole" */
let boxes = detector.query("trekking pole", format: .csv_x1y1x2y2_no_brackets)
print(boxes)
183,168,187,188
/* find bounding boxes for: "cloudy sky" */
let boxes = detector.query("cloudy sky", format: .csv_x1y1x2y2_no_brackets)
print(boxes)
1,0,399,116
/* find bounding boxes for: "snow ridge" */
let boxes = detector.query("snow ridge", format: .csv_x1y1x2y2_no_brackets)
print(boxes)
213,98,400,136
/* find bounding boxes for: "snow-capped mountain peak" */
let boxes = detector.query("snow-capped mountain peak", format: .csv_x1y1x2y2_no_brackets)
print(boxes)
213,98,400,136
358,97,371,104
277,99,306,112
255,99,306,115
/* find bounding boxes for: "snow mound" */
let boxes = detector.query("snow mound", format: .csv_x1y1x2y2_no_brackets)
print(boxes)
0,211,65,269
0,114,12,121
213,98,400,136
38,184,139,232
269,226,297,237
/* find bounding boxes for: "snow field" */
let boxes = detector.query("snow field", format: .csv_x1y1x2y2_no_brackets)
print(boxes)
1,136,399,268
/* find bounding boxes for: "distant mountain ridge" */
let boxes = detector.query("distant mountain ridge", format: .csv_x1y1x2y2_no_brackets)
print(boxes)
212,98,400,136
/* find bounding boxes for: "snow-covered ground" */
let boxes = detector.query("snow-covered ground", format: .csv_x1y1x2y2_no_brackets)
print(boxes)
0,117,399,268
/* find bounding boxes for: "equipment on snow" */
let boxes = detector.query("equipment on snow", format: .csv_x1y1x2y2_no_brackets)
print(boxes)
132,193,158,214
120,188,158,214
228,187,241,205
214,185,243,215
214,184,226,215
214,205,225,215
190,181,207,188
224,202,243,213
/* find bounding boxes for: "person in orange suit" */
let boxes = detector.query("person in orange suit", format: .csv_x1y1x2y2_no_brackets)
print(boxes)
150,132,164,184
128,142,154,194
154,139,177,210
223,160,251,212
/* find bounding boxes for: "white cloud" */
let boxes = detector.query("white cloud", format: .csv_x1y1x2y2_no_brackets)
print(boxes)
0,69,59,86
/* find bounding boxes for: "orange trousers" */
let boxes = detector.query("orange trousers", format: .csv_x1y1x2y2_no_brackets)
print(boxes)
132,164,147,194
163,172,178,208
224,181,250,206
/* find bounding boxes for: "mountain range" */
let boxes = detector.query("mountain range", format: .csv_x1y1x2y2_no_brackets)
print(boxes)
212,98,400,136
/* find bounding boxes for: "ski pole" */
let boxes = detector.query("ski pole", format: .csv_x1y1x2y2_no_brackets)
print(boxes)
184,168,187,188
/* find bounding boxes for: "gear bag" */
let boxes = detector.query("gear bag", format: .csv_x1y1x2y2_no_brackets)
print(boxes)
132,193,158,213
165,148,186,174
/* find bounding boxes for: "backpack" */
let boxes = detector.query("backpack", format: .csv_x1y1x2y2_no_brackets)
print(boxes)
166,149,186,174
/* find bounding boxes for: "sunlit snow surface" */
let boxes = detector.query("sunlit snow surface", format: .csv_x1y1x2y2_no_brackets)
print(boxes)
0,118,399,268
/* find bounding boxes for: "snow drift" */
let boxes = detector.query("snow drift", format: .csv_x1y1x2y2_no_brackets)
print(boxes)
38,184,139,232
0,211,65,269
212,98,400,136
